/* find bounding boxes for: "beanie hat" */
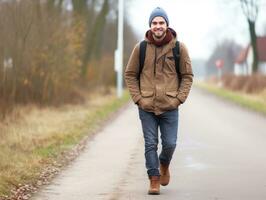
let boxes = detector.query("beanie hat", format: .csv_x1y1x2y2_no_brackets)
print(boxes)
149,7,169,27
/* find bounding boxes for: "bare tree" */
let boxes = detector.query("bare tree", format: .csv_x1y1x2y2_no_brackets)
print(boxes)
206,39,242,77
81,0,109,77
0,0,138,117
240,0,259,73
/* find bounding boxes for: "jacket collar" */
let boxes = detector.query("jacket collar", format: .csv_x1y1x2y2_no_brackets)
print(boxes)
145,28,177,60
146,29,172,47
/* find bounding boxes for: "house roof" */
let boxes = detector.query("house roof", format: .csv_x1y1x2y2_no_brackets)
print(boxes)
257,37,266,62
235,36,266,64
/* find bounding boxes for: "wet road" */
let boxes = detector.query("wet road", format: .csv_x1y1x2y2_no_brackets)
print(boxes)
32,87,266,200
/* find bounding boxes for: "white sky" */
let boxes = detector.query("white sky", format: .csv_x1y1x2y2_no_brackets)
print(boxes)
127,0,266,60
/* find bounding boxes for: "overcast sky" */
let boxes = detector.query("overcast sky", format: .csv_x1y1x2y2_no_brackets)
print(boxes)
126,0,266,60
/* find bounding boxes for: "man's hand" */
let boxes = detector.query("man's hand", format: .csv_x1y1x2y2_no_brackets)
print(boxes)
137,98,144,107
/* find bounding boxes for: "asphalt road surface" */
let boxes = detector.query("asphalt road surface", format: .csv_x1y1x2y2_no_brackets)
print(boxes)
32,87,266,200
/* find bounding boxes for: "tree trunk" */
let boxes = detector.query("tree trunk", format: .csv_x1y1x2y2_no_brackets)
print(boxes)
72,0,88,15
248,19,258,73
80,0,109,77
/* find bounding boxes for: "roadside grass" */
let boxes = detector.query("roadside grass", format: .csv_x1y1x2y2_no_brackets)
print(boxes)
195,81,266,116
0,89,130,197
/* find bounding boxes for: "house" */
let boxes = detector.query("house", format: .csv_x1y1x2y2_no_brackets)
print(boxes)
234,36,266,75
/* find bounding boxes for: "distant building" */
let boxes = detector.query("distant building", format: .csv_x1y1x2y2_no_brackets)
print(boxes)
234,36,266,75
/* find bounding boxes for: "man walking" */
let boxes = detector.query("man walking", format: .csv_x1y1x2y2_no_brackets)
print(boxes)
124,7,193,195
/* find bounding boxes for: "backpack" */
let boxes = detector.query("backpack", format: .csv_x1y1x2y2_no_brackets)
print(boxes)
138,40,181,84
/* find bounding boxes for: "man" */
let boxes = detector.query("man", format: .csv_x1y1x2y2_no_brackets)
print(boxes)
124,7,193,195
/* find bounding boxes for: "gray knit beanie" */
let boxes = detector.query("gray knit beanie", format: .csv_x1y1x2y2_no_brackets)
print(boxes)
149,7,169,27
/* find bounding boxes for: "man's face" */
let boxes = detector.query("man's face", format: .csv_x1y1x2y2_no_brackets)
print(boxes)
150,16,167,39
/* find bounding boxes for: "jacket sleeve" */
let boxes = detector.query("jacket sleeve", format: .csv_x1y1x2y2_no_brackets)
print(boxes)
177,42,194,103
124,43,142,104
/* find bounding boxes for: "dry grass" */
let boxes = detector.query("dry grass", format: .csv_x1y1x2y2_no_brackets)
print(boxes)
0,88,130,196
196,81,266,115
220,74,266,93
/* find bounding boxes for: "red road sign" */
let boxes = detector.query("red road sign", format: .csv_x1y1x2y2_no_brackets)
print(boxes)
215,59,224,69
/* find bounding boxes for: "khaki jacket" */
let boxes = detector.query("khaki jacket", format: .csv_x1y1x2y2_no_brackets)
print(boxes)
124,34,193,115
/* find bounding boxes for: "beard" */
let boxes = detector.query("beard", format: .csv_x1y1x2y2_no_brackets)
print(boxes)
152,28,167,40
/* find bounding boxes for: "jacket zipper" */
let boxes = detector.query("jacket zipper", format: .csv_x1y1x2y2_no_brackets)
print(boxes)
154,47,157,76
162,55,166,73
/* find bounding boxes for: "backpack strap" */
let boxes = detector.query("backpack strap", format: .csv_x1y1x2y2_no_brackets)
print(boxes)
172,41,181,85
138,40,147,80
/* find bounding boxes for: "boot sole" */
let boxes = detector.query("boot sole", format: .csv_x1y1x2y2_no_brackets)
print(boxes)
148,191,160,195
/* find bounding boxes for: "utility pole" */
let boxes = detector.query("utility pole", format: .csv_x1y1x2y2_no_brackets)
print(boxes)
114,0,124,98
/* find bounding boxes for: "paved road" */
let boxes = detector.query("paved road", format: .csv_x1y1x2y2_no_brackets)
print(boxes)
32,87,266,200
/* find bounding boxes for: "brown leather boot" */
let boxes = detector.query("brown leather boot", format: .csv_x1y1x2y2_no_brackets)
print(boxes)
160,163,170,186
148,176,160,195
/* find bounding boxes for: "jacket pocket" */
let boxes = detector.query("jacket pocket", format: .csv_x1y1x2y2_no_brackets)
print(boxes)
167,56,175,61
141,90,154,98
165,91,177,98
165,91,180,109
140,90,154,110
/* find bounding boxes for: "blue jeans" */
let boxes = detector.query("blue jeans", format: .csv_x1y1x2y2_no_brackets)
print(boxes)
138,108,179,177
